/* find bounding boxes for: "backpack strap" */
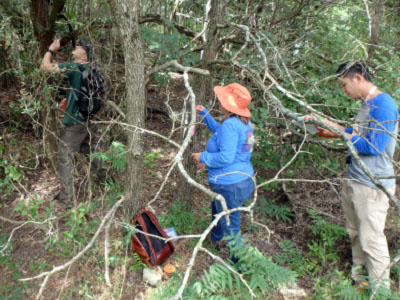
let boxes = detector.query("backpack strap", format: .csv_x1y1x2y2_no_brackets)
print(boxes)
131,213,153,266
77,63,86,73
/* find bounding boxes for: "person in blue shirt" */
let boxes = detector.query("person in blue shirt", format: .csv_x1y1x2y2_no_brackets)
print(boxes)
192,83,255,261
318,61,398,289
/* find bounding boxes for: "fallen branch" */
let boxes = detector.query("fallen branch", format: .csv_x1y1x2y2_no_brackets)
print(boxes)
0,215,25,225
169,203,272,300
229,25,400,214
104,209,116,287
0,217,56,256
20,196,126,300
199,246,256,299
369,254,400,300
105,100,126,119
146,59,210,83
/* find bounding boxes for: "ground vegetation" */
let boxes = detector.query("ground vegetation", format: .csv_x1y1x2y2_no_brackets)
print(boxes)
1,0,400,299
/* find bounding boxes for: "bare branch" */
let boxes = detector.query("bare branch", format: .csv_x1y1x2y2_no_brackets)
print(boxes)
146,59,210,83
228,23,400,214
0,217,56,256
363,0,372,40
139,14,195,38
199,246,256,299
104,210,116,287
20,196,126,299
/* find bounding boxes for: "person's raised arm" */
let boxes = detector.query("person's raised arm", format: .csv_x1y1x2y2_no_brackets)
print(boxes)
40,39,61,72
197,105,220,133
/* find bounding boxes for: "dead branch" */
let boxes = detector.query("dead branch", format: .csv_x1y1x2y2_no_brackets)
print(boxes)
146,59,210,84
104,209,116,287
0,217,57,256
228,23,400,214
19,196,126,300
369,253,400,299
139,14,195,38
200,246,256,299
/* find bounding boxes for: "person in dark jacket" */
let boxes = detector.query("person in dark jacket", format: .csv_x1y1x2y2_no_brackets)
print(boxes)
41,39,102,206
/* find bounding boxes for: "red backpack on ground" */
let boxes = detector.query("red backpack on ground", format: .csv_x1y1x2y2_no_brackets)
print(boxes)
131,210,175,267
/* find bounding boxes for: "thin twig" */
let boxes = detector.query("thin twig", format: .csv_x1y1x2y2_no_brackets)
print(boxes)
20,196,126,300
362,0,372,40
104,209,116,287
199,246,256,299
369,254,400,300
0,217,56,256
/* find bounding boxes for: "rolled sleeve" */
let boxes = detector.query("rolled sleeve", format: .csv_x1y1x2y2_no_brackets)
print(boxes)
344,127,353,134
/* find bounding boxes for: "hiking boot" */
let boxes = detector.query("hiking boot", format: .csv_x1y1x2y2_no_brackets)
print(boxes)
353,280,368,290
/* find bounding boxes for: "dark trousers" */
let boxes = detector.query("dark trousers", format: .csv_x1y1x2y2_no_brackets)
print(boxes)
58,122,101,202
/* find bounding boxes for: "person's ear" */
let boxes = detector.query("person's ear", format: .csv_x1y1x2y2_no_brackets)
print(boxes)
353,73,363,83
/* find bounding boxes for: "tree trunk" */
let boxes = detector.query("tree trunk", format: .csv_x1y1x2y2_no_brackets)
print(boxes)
111,0,146,218
0,42,15,88
177,0,225,204
30,0,66,54
369,0,384,58
30,0,66,167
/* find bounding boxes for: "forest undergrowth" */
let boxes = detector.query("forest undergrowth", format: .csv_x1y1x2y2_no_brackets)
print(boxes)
2,1,400,299
1,82,400,300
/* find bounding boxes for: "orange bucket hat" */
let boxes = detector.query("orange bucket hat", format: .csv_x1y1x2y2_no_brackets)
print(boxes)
214,83,252,117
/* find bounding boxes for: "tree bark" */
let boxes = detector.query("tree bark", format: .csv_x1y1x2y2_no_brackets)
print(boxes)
0,42,15,88
369,0,384,58
29,0,66,168
30,0,66,55
110,0,146,218
177,0,225,204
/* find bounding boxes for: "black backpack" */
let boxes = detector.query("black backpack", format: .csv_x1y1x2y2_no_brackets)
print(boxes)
77,64,105,120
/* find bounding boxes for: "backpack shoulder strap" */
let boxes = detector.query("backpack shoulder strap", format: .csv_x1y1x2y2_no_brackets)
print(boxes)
77,63,86,73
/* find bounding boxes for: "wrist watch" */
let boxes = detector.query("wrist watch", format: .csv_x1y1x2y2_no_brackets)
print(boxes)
47,49,55,56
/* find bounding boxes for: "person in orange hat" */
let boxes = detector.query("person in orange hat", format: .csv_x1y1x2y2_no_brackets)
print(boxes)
192,83,255,263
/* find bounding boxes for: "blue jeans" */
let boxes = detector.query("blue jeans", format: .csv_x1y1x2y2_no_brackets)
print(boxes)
209,178,255,245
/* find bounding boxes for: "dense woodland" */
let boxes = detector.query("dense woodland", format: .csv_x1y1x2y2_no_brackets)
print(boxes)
1,0,400,299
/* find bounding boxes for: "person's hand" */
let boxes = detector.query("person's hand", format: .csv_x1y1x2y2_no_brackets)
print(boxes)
195,105,205,113
192,152,201,162
316,129,339,138
49,39,61,52
316,118,340,138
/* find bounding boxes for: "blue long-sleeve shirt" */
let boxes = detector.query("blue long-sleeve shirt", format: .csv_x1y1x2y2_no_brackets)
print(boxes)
199,109,254,185
346,93,398,189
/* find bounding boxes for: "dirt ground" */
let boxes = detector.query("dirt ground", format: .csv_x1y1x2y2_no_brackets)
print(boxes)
1,81,400,300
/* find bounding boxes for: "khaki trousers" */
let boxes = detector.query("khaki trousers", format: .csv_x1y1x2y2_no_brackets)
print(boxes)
58,122,101,202
341,180,394,286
